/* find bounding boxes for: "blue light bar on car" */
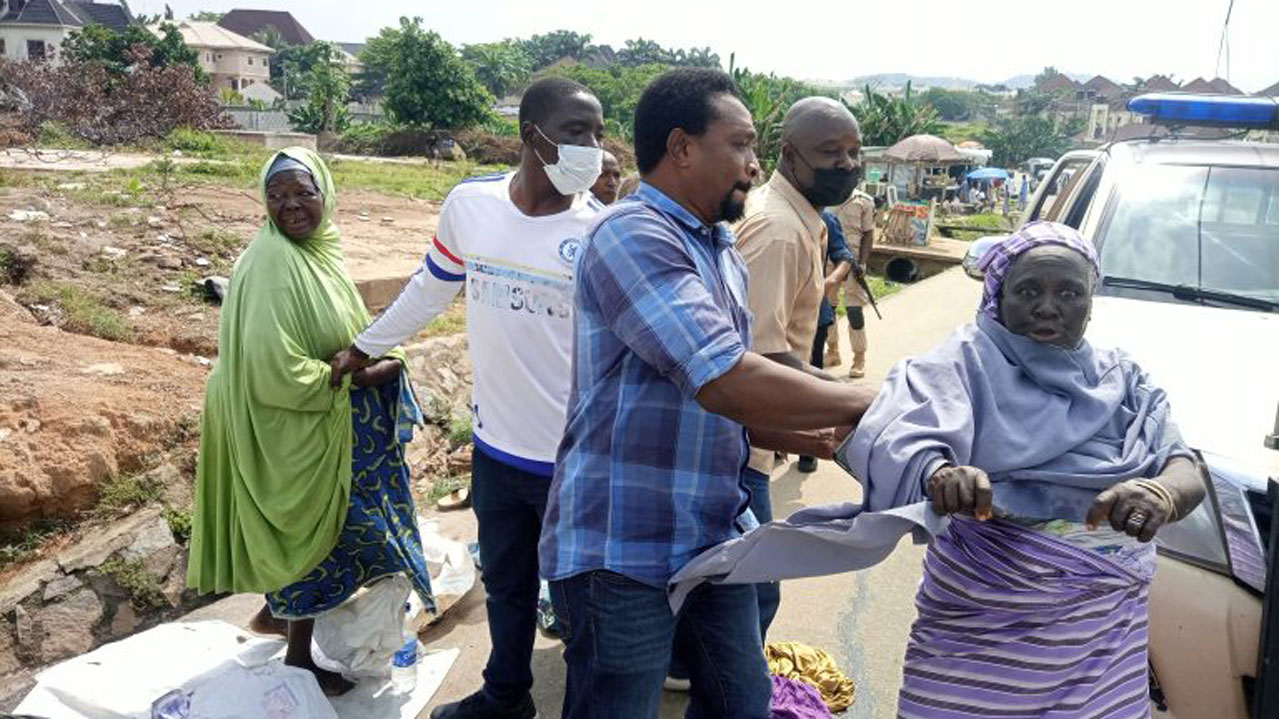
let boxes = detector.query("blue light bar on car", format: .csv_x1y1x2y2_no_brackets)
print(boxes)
1127,93,1279,130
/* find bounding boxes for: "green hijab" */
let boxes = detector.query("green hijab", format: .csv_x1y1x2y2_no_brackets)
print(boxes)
188,147,396,594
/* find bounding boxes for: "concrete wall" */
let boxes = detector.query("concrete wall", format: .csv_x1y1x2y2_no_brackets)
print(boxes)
213,129,316,151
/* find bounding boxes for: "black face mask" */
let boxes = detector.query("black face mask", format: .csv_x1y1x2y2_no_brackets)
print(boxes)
791,147,860,207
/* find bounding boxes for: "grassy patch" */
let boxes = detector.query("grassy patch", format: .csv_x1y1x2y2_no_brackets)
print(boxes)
328,158,506,201
19,281,133,341
0,520,73,571
165,128,231,158
93,472,164,517
99,557,167,611
35,121,92,150
0,169,36,188
187,227,243,259
447,414,473,448
420,300,467,338
834,275,904,318
425,474,470,506
163,508,192,546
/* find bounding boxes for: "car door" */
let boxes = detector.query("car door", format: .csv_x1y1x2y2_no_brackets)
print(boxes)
1023,150,1100,225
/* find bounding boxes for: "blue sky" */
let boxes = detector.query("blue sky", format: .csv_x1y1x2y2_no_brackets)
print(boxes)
145,0,1279,93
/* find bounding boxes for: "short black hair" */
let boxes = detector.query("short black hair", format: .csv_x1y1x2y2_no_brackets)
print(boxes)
519,76,592,128
633,68,743,175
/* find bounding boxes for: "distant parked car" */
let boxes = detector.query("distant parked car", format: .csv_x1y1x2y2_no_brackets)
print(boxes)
967,93,1279,719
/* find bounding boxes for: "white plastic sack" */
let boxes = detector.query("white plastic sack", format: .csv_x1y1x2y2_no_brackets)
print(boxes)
419,517,476,599
15,620,460,719
15,621,337,719
313,575,412,680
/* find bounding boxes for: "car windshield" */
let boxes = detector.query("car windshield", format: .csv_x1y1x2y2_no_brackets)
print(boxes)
1096,162,1279,310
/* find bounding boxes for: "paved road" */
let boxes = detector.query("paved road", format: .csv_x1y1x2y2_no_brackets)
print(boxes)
188,267,984,719
418,267,982,719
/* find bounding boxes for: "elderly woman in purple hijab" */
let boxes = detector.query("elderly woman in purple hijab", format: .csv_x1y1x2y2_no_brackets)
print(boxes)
849,220,1205,718
669,221,1207,717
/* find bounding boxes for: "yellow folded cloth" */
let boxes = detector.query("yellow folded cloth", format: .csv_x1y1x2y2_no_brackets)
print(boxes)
766,641,856,713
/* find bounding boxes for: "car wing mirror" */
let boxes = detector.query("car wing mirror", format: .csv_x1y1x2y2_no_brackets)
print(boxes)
961,234,1011,280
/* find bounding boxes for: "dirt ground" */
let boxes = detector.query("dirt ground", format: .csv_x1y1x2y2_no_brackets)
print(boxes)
0,172,448,534
0,179,440,358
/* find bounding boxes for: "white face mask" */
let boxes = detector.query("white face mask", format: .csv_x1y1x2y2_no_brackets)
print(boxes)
534,125,603,196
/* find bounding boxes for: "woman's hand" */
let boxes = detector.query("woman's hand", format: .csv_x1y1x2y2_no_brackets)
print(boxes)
1085,480,1172,542
926,465,992,520
1086,457,1205,543
329,345,371,388
350,359,400,388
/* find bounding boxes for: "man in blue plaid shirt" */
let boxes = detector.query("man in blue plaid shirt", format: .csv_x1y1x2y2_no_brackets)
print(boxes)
539,68,876,719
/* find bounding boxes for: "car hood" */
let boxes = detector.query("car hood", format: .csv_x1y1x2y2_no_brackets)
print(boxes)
1086,296,1279,477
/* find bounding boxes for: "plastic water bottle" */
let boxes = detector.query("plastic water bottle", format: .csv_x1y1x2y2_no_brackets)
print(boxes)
391,602,418,693
151,689,191,719
391,636,418,693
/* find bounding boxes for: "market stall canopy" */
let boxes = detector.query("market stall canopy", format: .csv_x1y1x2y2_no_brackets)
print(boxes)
883,134,967,163
967,167,1010,180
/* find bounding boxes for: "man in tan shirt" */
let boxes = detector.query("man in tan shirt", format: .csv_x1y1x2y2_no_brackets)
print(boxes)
829,188,877,377
731,96,862,639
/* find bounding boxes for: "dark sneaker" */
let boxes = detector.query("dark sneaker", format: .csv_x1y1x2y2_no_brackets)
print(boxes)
797,455,818,473
430,690,537,719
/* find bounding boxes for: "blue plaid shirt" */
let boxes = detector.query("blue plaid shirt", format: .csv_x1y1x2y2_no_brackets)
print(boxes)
539,182,757,587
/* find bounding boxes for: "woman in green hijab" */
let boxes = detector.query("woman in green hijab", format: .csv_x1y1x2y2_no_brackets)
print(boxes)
187,148,433,695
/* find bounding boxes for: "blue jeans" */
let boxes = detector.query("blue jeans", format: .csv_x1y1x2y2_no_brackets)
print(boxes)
742,466,780,636
471,446,551,702
669,467,778,681
551,571,772,719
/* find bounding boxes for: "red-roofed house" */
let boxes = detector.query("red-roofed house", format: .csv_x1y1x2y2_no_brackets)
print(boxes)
1035,72,1080,95
1182,77,1243,95
1143,75,1181,92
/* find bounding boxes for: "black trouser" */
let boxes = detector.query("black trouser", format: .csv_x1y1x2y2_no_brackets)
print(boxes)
471,446,551,702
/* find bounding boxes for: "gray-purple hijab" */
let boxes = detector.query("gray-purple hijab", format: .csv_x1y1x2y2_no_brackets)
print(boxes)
668,228,1190,609
978,220,1100,324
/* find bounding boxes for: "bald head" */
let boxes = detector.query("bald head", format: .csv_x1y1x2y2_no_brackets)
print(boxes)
782,97,860,145
779,96,863,208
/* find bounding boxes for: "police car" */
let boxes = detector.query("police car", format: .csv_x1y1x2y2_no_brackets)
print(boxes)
964,93,1279,719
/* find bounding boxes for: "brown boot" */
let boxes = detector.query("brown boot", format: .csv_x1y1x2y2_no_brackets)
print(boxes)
824,326,842,367
849,351,866,379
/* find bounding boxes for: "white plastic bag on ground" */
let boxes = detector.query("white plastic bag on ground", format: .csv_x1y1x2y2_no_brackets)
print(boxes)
15,620,459,719
313,575,412,680
15,621,337,719
414,517,476,629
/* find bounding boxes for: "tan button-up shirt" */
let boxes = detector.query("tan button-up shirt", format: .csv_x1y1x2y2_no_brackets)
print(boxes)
733,171,827,474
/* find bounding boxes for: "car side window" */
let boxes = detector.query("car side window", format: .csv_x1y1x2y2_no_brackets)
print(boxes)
1032,156,1095,224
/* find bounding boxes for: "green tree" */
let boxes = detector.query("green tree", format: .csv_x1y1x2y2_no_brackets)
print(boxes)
287,42,350,133
545,63,668,139
680,46,720,69
188,11,225,21
852,83,942,146
61,23,203,81
730,60,833,171
1034,66,1061,86
518,30,594,70
921,87,975,122
367,17,492,129
462,41,531,99
617,38,671,67
981,116,1070,166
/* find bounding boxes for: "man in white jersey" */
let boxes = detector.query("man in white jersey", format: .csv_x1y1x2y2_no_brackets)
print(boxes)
331,77,605,719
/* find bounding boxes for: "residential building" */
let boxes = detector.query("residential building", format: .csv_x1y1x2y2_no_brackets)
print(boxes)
0,0,131,62
1142,75,1181,92
1181,77,1244,95
151,20,274,98
217,8,313,47
1257,81,1279,98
